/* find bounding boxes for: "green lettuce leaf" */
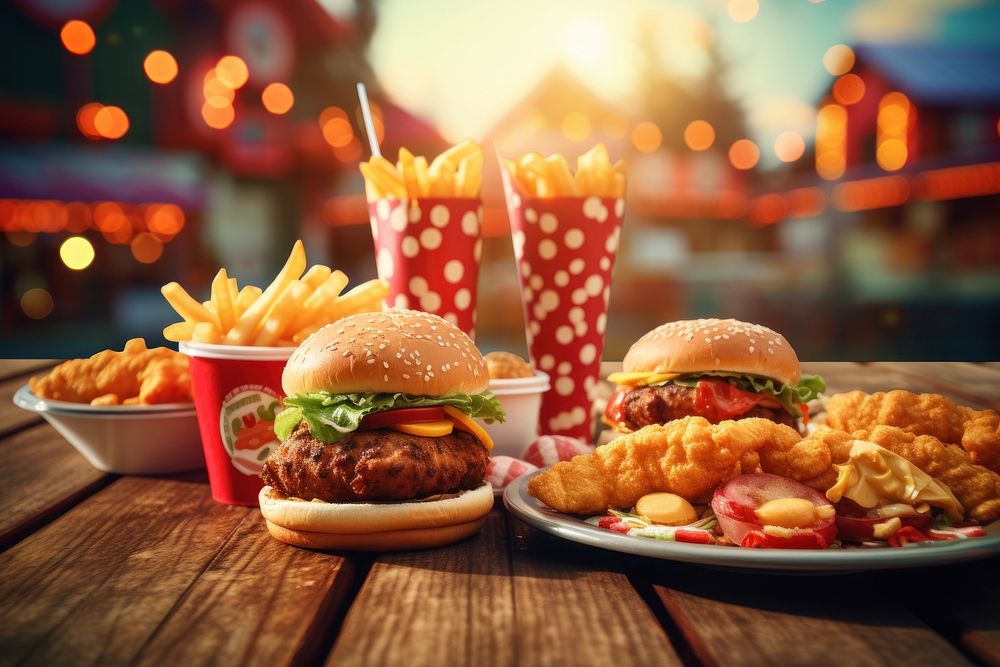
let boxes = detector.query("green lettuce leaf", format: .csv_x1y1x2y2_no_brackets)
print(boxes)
670,372,825,418
274,390,505,444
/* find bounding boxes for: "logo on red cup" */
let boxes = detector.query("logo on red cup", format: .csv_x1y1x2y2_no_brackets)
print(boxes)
220,384,282,476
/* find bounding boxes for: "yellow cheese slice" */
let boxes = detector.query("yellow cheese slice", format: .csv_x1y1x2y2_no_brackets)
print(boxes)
442,405,494,452
390,420,454,437
606,371,680,387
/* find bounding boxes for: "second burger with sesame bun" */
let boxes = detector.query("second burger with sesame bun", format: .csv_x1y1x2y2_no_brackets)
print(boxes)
260,309,504,551
605,318,825,433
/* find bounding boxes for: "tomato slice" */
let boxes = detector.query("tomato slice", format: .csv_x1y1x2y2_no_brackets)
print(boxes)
358,407,448,430
694,379,765,422
604,387,630,430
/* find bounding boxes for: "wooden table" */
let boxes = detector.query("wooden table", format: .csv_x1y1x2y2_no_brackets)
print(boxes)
2,360,999,667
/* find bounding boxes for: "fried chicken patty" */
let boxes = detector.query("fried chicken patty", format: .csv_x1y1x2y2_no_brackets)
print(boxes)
260,426,490,503
620,384,797,431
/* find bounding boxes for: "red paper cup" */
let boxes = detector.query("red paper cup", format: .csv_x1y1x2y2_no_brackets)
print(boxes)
179,342,294,506
500,168,625,441
369,197,483,338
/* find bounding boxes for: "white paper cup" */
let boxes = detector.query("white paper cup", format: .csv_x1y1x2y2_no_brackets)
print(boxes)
485,370,550,458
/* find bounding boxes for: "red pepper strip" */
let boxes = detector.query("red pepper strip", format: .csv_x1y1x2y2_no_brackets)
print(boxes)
888,525,929,547
694,379,766,422
799,403,810,429
597,516,632,534
926,530,960,541
675,529,714,545
953,526,986,538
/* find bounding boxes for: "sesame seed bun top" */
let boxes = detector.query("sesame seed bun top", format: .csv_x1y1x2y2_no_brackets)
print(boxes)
283,309,489,397
622,318,802,387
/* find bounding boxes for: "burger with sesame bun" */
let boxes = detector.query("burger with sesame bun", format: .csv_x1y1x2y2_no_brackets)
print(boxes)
605,318,824,433
259,309,504,551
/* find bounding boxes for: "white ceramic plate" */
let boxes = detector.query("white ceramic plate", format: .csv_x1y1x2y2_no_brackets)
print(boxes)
503,469,1000,572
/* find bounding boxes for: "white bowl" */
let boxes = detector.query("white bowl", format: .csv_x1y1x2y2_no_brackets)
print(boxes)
485,370,550,459
13,385,205,474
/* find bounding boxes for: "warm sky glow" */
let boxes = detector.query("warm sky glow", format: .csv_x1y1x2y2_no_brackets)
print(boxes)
367,0,997,167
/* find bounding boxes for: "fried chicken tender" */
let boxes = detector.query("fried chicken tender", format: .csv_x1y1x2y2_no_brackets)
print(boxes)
826,390,1000,475
29,338,192,405
528,416,801,515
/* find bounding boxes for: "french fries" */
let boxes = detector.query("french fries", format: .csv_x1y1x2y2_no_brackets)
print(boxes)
161,241,389,347
360,139,484,200
504,143,627,198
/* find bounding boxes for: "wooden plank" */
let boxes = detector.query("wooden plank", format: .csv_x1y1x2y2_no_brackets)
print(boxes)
867,362,1000,410
326,510,516,667
133,510,367,667
0,477,251,666
652,577,973,667
889,558,1000,667
0,424,111,550
507,518,683,667
327,511,682,667
0,359,56,382
0,374,44,436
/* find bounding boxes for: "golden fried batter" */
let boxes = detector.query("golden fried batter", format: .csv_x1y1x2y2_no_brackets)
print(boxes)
825,390,1000,475
528,416,801,515
30,338,192,405
846,426,1000,522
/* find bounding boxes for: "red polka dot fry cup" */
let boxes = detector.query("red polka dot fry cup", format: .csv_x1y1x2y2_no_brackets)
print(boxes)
500,165,626,441
369,197,483,338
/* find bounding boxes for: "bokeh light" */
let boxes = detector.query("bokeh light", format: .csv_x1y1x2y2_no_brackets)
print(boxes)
262,83,294,115
877,92,910,171
60,20,95,55
201,102,235,129
322,117,354,147
833,73,866,105
728,139,760,170
146,204,185,238
727,0,759,24
561,112,591,142
630,121,662,153
215,55,249,89
774,131,805,162
144,50,178,84
76,103,103,139
21,288,54,320
823,44,855,76
203,71,235,107
683,120,715,151
130,232,164,263
59,236,95,270
816,103,847,180
93,106,129,139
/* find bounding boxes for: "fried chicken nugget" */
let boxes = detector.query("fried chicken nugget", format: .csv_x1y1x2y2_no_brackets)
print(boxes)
848,425,1000,522
826,390,1000,475
528,416,801,515
29,339,192,405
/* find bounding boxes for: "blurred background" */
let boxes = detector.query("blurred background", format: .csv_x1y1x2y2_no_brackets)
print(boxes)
1,0,999,360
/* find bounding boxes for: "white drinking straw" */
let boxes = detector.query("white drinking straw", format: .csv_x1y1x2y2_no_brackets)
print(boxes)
356,82,382,159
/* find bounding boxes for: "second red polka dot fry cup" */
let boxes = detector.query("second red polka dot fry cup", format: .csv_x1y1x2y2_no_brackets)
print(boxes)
368,197,483,338
500,165,626,441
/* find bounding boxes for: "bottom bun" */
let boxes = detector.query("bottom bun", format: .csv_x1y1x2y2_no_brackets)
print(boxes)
264,516,487,551
259,482,494,551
